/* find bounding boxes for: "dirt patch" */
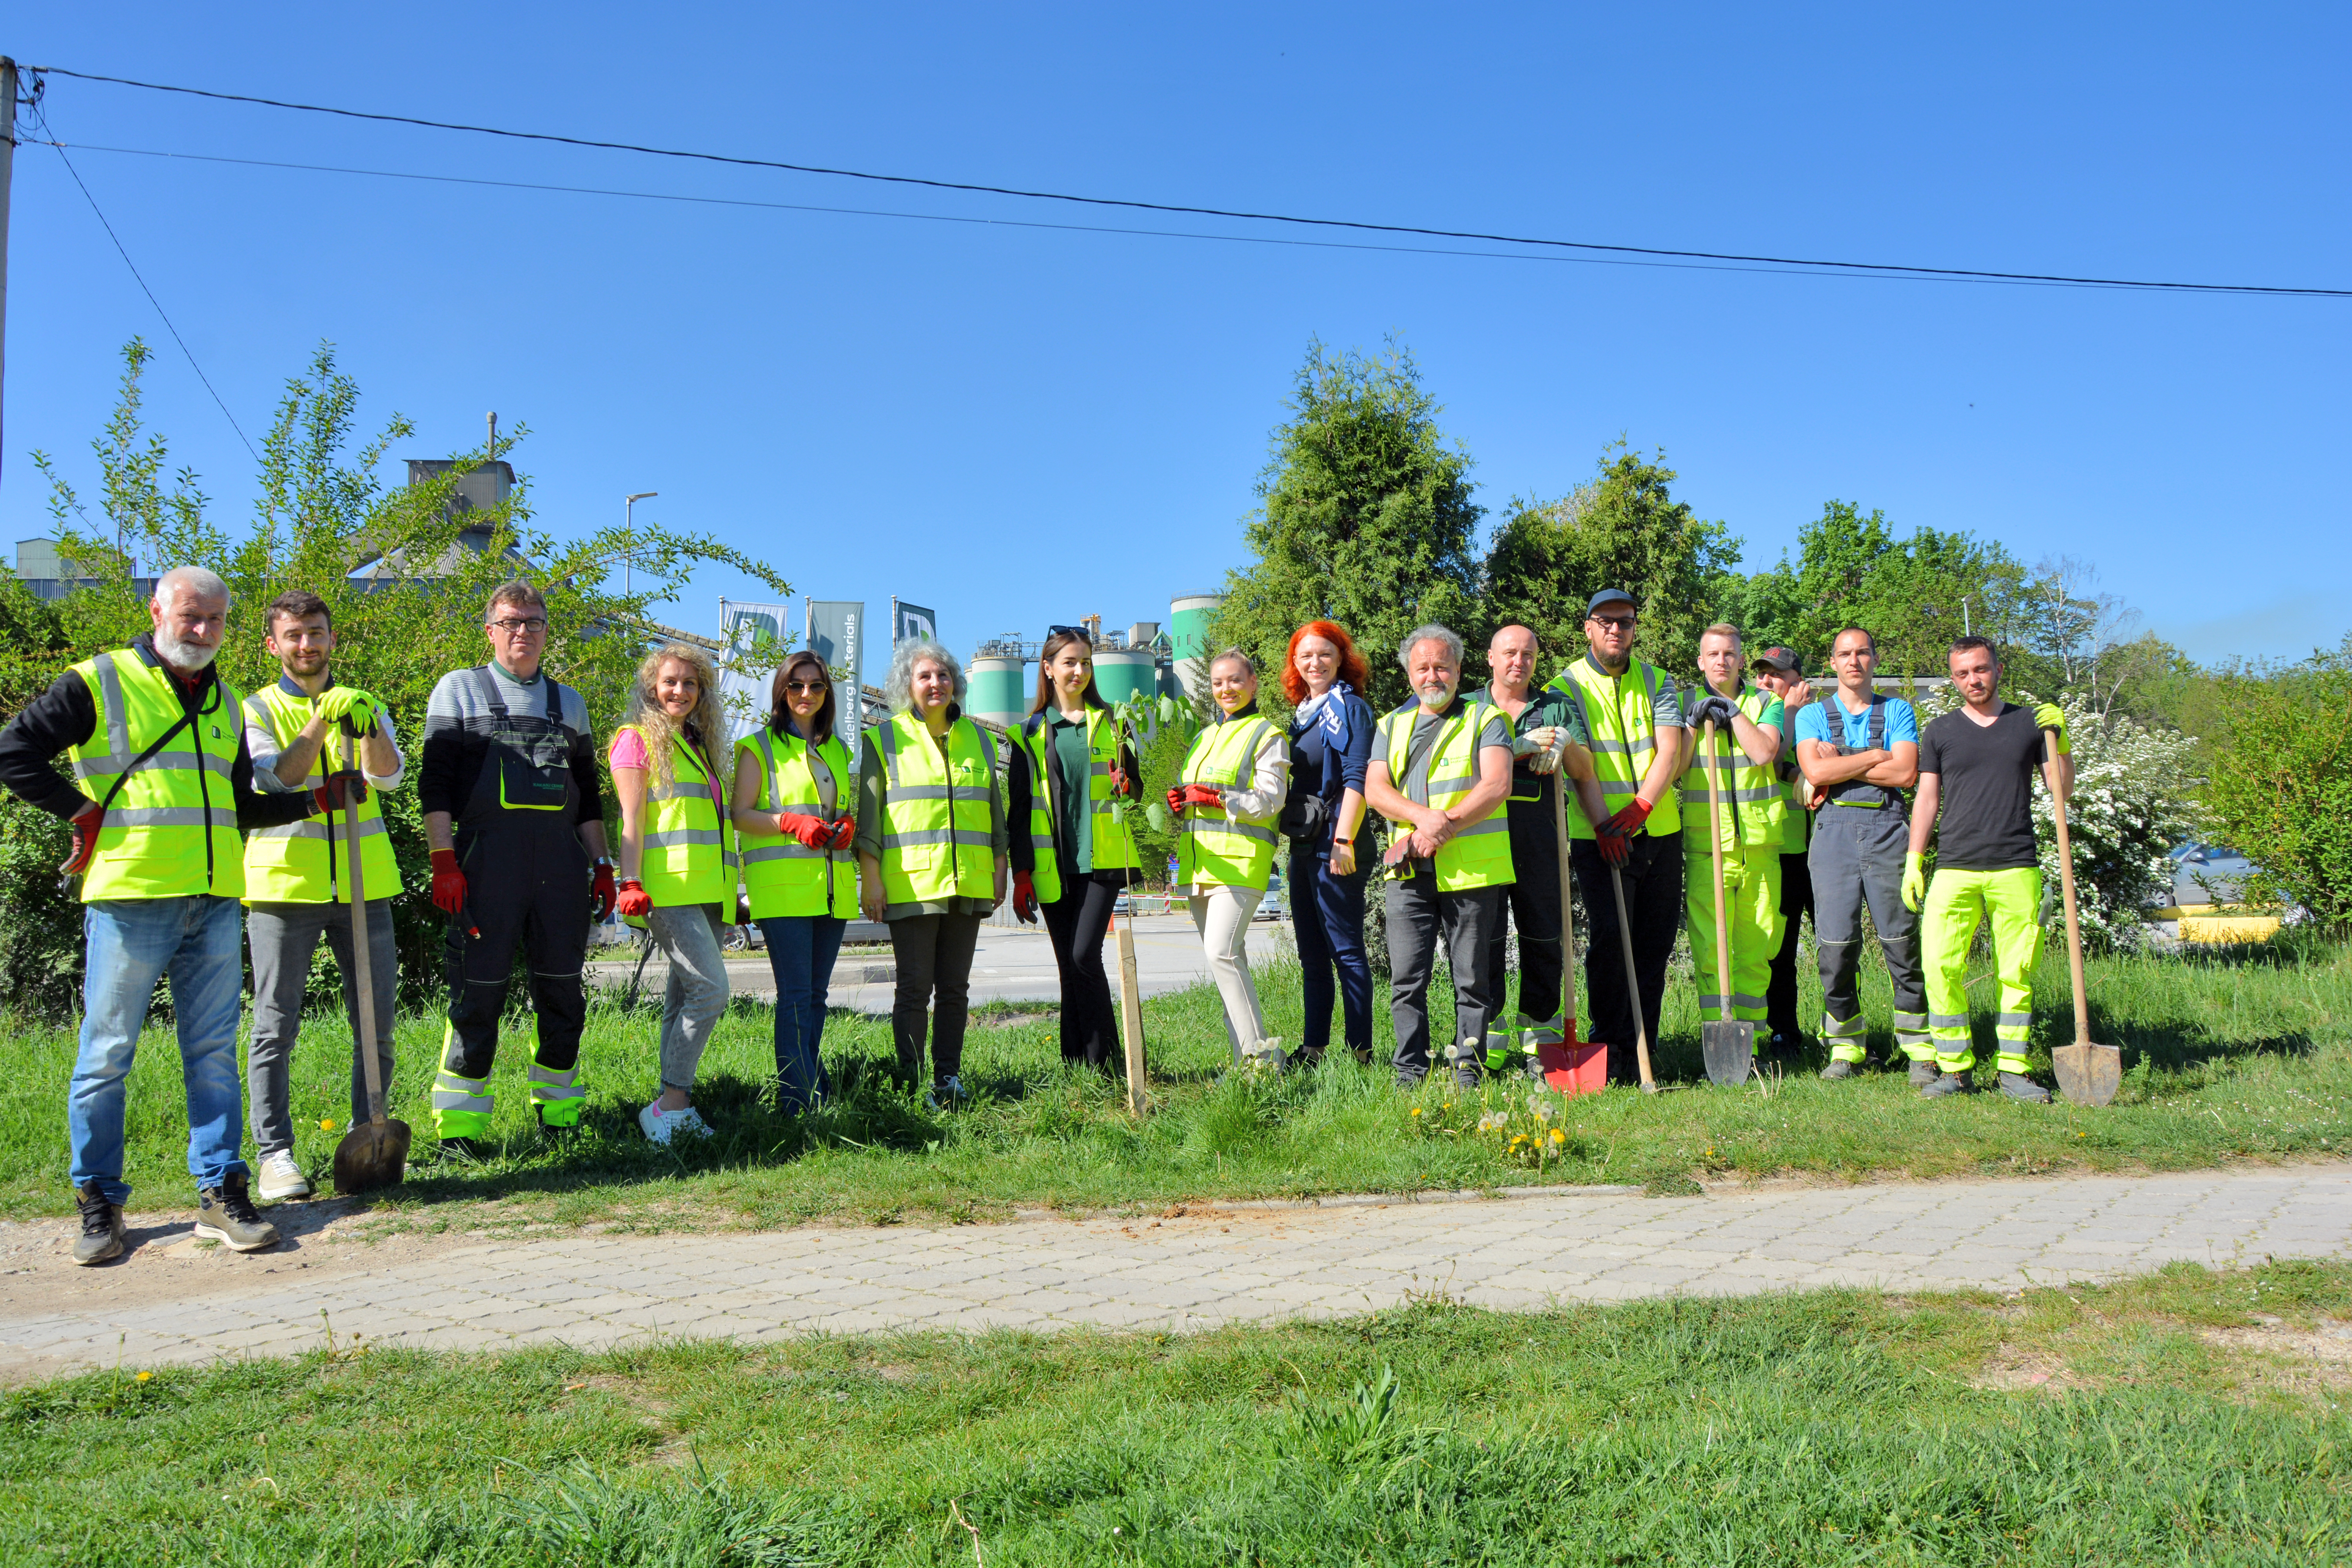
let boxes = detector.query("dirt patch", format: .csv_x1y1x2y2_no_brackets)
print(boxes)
2199,1318,2352,1392
1968,1345,2086,1394
976,1011,1056,1029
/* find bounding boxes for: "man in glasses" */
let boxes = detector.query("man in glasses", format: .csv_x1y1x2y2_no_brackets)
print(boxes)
417,581,616,1157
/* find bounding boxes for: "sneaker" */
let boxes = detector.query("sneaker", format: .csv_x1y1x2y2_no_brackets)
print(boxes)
1922,1070,1975,1098
1819,1059,1858,1081
192,1173,279,1252
927,1074,968,1110
1999,1072,2053,1103
1907,1059,1941,1089
255,1150,311,1203
639,1100,713,1145
73,1181,124,1267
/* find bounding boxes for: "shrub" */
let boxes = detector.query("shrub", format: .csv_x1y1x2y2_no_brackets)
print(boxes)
2202,648,2352,929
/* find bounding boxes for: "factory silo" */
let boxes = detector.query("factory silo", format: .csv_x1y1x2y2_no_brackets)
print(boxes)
1093,647,1158,707
1169,593,1225,699
967,654,1031,727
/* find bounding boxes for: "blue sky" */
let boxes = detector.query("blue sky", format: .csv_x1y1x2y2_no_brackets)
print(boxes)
5,4,2346,675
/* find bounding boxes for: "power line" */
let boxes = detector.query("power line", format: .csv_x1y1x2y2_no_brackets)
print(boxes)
24,62,2351,301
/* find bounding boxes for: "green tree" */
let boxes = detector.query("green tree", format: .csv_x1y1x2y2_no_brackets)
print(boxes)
2201,644,2352,928
1212,340,1481,714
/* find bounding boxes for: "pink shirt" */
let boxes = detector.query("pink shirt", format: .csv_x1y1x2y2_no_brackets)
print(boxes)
609,728,725,818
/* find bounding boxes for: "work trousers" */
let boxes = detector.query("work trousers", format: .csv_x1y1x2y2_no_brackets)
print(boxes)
1289,846,1373,1057
1385,876,1503,1084
1766,851,1814,1042
889,911,982,1087
1041,863,1122,1068
435,831,591,1138
1484,806,1566,1055
1922,865,2043,1075
1686,846,1782,1025
246,898,399,1159
646,903,728,1093
1808,804,1929,1064
1191,884,1270,1063
761,914,846,1113
1570,833,1683,1086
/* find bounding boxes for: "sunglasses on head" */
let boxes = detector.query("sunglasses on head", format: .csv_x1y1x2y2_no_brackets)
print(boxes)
1047,624,1088,644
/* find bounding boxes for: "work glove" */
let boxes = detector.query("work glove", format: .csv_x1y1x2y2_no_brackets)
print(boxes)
1108,763,1134,798
311,769,368,813
776,811,833,849
827,816,856,852
1522,726,1567,775
615,878,653,919
61,801,104,876
590,860,617,922
1596,827,1630,868
315,686,382,735
1012,870,1038,924
1901,850,1927,913
1181,783,1225,809
1599,797,1652,840
2034,702,2069,755
429,848,468,915
1690,693,1739,730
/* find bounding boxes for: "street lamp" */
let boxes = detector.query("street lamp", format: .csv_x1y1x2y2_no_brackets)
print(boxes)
623,492,657,594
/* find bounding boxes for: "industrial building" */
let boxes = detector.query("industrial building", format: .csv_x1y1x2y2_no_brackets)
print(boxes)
964,596,1226,727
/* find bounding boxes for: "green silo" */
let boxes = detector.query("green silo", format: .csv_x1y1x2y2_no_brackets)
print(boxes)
1169,593,1224,699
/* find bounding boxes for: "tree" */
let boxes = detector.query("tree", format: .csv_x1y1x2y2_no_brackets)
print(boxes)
1483,445,1739,682
2201,643,2352,929
1212,340,1482,714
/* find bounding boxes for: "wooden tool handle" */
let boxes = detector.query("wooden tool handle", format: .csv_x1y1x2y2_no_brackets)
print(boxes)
1609,862,1654,1089
1704,718,1732,1024
2044,729,2092,1048
1552,769,1577,1041
1116,918,1147,1115
341,728,387,1126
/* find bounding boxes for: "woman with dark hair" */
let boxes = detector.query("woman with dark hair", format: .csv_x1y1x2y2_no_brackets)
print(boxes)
732,650,857,1112
1282,620,1377,1065
1006,627,1142,1069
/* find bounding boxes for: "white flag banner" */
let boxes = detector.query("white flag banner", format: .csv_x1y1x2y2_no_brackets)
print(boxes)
894,601,937,648
717,599,792,744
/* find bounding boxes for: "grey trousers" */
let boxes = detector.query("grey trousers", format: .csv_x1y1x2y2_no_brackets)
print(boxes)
648,903,730,1093
1384,875,1504,1083
1807,803,1929,1061
246,898,399,1158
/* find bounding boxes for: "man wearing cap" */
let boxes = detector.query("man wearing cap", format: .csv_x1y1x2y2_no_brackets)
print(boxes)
1749,645,1817,1059
1546,589,1688,1087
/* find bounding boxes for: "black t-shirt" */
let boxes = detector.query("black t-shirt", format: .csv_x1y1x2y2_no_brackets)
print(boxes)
1917,703,2046,871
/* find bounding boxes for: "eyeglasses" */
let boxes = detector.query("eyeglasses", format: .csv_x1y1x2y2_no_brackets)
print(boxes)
784,679,828,694
488,617,548,634
1588,615,1637,631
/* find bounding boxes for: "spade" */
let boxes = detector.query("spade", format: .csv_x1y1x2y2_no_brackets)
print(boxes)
1699,718,1754,1086
331,720,412,1193
2044,728,2121,1106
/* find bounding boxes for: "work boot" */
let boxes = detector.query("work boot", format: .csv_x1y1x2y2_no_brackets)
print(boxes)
193,1173,279,1253
1921,1069,1975,1098
1819,1059,1858,1081
1521,1053,1550,1084
1999,1072,2053,1104
74,1181,125,1267
1908,1058,1941,1089
256,1149,311,1203
434,1135,488,1165
534,1106,579,1142
1762,1032,1797,1062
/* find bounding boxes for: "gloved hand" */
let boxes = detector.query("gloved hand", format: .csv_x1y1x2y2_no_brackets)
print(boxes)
1522,726,1565,774
1596,826,1630,867
1690,693,1739,729
1901,850,1927,912
311,769,368,813
1600,797,1652,839
2034,702,2069,754
827,816,856,851
590,860,617,922
1180,783,1224,809
61,801,104,875
615,878,653,919
430,848,468,915
1012,870,1038,924
777,812,833,849
315,686,382,734
1165,785,1187,817
1108,764,1133,799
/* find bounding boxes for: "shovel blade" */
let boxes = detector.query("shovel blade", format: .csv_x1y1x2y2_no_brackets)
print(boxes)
2051,1043,2122,1107
1537,1035,1608,1098
1701,1021,1755,1087
332,1117,413,1195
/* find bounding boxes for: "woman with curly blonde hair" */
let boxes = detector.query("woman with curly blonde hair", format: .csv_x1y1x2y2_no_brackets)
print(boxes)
610,642,735,1143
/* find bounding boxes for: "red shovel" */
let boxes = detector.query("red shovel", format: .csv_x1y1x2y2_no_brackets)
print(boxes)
1536,774,1607,1096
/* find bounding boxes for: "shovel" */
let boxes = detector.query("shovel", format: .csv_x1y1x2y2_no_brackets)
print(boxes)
331,720,412,1193
1699,719,1754,1086
1604,857,1659,1094
2044,728,2121,1106
1538,774,1606,1096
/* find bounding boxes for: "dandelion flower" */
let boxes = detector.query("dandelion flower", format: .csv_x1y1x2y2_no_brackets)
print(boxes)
1410,1108,1423,1118
319,1119,337,1132
1550,1128,1566,1144
136,1371,152,1382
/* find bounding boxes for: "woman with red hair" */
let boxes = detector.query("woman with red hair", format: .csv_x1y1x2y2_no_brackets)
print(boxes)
1282,620,1377,1065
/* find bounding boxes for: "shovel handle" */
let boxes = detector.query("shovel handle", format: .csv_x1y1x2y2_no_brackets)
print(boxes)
1608,861,1655,1090
2044,729,2092,1049
1704,719,1733,1027
1552,769,1577,1044
339,725,389,1126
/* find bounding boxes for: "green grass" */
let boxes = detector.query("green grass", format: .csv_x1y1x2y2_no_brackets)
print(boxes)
3,933,2348,1227
6,1259,2350,1563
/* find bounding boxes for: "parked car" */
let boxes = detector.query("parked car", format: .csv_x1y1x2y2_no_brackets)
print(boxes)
2166,842,2257,907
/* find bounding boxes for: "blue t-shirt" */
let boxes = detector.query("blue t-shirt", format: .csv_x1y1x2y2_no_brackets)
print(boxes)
1795,694,1918,750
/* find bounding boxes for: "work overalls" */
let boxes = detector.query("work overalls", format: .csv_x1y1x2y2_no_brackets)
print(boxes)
1806,696,1931,1066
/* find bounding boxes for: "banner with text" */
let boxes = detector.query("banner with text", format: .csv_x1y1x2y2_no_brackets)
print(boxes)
716,599,792,744
806,600,867,763
893,601,937,648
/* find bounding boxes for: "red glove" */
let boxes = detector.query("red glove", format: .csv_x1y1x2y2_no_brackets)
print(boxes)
777,812,832,849
1597,828,1630,867
311,770,367,813
1178,783,1224,809
1165,785,1188,817
1012,871,1038,924
430,848,468,914
590,860,617,921
1108,764,1133,799
1599,798,1652,840
828,816,856,851
615,878,653,919
62,802,104,875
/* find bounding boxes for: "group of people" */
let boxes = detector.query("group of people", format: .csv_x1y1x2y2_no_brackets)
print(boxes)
6,569,2075,1270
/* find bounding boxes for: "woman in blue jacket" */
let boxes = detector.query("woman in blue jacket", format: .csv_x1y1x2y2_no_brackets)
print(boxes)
1282,620,1376,1066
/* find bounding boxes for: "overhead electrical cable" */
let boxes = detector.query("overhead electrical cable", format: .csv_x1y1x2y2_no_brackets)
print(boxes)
23,62,2351,300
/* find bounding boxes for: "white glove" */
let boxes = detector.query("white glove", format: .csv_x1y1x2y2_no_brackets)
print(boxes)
1525,726,1565,775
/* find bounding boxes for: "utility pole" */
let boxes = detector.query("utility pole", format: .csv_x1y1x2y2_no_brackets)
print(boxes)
0,58,20,495
623,491,656,595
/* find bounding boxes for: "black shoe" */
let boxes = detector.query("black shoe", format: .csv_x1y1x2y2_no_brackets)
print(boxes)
1294,1047,1327,1071
74,1181,124,1267
193,1172,279,1252
534,1107,579,1140
1999,1072,2053,1103
1351,1046,1377,1068
1819,1059,1858,1081
1922,1071,1976,1098
435,1136,488,1164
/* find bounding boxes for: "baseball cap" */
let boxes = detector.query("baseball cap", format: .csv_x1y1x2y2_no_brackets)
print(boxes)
1585,588,1636,616
1751,646,1801,675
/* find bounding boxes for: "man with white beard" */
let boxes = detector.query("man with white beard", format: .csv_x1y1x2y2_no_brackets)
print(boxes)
0,567,347,1264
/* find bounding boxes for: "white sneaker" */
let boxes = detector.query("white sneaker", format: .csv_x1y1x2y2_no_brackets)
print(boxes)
256,1150,311,1203
638,1101,713,1145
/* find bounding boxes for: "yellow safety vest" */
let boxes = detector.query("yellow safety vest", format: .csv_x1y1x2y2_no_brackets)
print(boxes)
1546,655,1683,840
1375,698,1515,893
1678,684,1788,853
875,709,996,904
65,648,248,902
1177,713,1278,890
618,722,735,911
735,726,857,920
239,682,403,903
1018,707,1142,906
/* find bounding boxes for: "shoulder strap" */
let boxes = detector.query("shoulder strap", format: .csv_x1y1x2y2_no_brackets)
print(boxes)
470,665,507,719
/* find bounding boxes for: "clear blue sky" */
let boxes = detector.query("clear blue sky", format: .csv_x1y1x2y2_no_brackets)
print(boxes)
5,4,2346,674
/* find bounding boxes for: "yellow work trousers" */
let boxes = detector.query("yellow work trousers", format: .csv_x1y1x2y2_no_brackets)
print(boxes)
1921,865,2042,1075
1686,846,1782,1025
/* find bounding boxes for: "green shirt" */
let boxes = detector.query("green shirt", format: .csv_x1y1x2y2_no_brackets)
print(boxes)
1047,709,1095,873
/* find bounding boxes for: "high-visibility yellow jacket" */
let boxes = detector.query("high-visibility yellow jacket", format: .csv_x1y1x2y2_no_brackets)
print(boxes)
1176,713,1279,891
240,681,403,902
617,722,735,911
66,648,247,902
1375,697,1515,893
874,709,996,904
734,725,857,920
1677,683,1787,853
1014,707,1141,905
1546,655,1683,840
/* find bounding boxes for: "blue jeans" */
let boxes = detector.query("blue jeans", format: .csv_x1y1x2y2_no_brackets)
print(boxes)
761,915,846,1112
73,895,248,1204
1289,846,1372,1054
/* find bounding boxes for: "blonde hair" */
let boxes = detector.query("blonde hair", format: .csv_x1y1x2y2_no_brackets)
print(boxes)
1699,622,1742,647
624,643,726,787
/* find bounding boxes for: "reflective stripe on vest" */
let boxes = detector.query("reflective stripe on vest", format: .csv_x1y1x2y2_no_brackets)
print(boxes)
66,649,248,902
877,711,995,903
1678,683,1788,851
1546,657,1682,840
619,723,734,909
1019,707,1143,906
734,727,858,920
1177,714,1277,889
1376,698,1515,893
240,686,405,902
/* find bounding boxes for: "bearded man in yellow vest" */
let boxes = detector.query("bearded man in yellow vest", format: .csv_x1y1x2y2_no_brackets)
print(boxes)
240,590,406,1203
0,568,338,1265
1679,624,1787,1039
1363,624,1517,1089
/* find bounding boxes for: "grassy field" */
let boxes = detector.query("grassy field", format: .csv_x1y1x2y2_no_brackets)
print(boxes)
1,933,2347,1226
4,1258,2348,1564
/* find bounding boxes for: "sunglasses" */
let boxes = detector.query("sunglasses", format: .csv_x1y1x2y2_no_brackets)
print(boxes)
784,679,828,694
1047,624,1090,644
1588,615,1637,631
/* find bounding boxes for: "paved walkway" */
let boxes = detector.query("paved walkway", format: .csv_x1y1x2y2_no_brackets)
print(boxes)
2,1165,2345,1376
